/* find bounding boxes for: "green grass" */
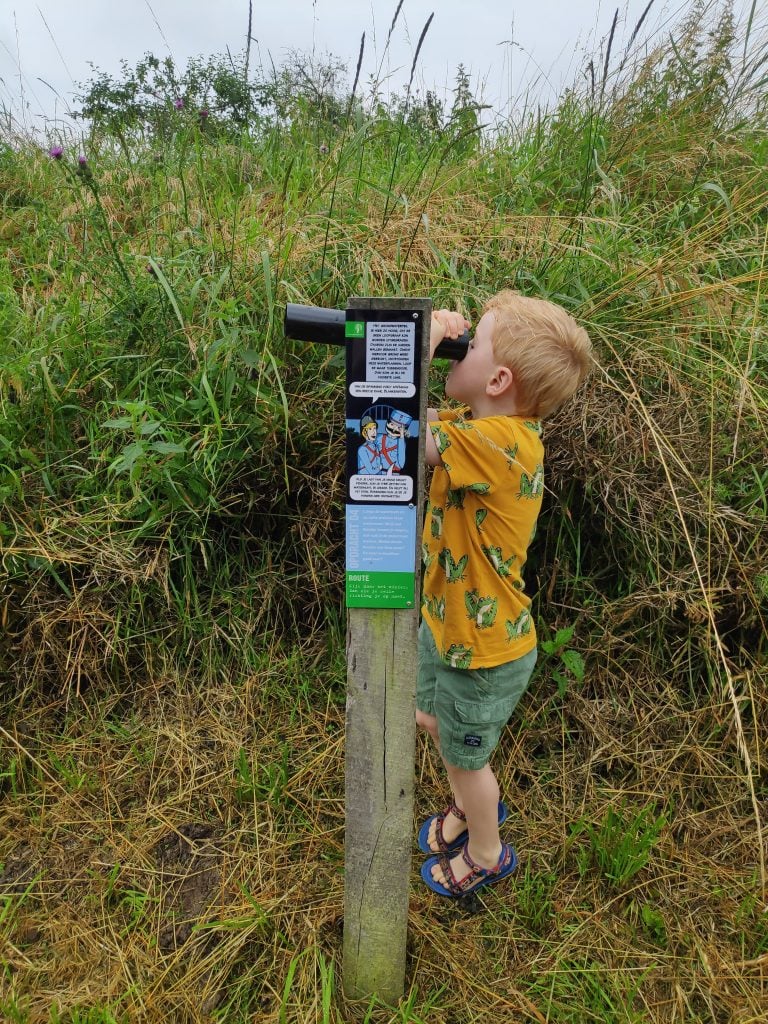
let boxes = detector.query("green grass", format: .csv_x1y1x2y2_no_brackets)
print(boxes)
570,802,667,889
1,1,767,1021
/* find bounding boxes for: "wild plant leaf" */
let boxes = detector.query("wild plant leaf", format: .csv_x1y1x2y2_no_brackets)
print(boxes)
561,648,585,681
150,441,187,454
138,420,162,435
108,443,144,475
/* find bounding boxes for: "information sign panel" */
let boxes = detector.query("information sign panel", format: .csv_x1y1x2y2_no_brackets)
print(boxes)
344,308,424,608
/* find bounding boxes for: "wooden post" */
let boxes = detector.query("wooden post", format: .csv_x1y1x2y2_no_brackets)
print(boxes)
342,297,430,1001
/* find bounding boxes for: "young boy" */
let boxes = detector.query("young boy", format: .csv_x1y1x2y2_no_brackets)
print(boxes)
416,290,592,898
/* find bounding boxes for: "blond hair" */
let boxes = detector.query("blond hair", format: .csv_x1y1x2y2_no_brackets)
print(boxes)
483,290,592,418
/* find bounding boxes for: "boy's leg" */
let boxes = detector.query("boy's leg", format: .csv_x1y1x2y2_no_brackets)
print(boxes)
428,761,502,884
416,624,471,851
424,647,538,884
415,709,467,850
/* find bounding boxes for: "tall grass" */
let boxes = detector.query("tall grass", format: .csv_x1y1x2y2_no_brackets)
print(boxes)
1,2,767,1021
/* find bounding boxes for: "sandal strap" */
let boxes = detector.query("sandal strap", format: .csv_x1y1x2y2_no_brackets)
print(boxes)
461,842,511,878
433,804,467,852
436,844,500,896
424,804,469,857
435,851,472,896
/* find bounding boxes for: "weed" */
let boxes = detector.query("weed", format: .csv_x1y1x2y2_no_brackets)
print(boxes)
539,624,586,698
0,875,41,935
526,958,648,1023
626,898,668,946
115,885,155,936
570,803,667,889
640,902,667,945
0,755,20,796
0,994,28,1024
362,983,447,1023
514,861,558,935
735,885,768,959
233,743,291,806
48,750,90,793
50,1007,122,1024
278,948,308,1024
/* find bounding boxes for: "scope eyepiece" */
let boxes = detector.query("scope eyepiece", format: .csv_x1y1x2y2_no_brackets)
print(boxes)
284,303,469,361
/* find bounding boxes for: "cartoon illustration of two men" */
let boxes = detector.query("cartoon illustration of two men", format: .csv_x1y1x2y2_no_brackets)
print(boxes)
357,408,412,475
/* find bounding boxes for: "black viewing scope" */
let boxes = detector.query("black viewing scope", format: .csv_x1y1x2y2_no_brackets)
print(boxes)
284,303,470,361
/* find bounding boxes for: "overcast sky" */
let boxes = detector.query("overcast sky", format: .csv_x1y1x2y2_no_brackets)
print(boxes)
0,1,759,136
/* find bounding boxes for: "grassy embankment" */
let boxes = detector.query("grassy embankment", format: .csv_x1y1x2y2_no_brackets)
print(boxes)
1,3,767,1021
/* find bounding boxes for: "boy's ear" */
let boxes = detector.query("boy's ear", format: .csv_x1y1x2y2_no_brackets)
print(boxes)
486,365,514,397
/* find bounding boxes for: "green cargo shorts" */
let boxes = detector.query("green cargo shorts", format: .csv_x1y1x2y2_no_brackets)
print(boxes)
417,621,537,770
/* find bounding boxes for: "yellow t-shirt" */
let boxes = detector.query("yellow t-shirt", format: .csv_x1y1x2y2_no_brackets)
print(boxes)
421,407,544,669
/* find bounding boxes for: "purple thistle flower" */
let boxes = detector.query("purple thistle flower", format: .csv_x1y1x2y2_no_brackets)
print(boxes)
174,97,184,110
49,146,64,160
199,108,209,120
76,153,93,181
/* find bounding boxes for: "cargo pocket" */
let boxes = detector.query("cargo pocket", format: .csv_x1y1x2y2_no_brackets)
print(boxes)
451,696,514,762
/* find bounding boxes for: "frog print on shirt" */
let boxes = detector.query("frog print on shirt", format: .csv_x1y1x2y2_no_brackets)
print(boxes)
430,504,444,539
446,481,490,510
424,593,446,622
468,482,491,495
446,487,466,510
505,609,533,640
432,425,451,454
503,443,519,468
438,548,468,583
464,589,498,629
518,464,544,499
421,542,436,572
481,544,516,578
445,643,473,669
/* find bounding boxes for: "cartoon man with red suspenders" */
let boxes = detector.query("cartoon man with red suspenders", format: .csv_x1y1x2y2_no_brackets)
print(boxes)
378,409,412,475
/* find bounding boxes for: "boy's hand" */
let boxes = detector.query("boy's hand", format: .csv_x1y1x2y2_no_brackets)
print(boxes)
430,309,471,359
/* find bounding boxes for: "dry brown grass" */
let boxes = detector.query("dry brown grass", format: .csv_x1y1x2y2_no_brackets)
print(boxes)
1,615,766,1023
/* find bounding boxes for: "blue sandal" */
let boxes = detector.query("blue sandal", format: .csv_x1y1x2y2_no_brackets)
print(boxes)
421,840,518,898
417,801,508,855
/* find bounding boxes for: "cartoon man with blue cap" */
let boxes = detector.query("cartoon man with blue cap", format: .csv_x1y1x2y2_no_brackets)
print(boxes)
378,408,412,475
357,414,382,475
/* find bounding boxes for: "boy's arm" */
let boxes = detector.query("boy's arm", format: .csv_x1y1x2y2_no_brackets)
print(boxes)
425,417,442,466
425,310,470,466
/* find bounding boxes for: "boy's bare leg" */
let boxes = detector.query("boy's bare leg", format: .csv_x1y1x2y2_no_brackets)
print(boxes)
416,711,467,850
430,763,503,884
